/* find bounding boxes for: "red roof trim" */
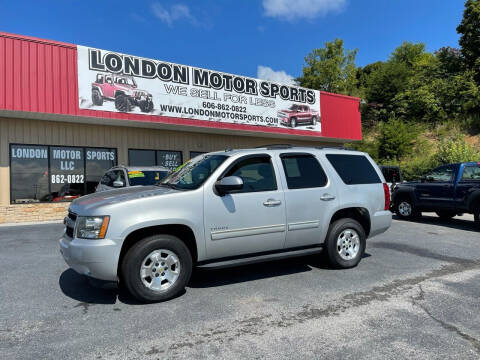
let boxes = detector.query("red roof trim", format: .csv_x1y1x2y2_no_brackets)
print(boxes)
0,32,76,49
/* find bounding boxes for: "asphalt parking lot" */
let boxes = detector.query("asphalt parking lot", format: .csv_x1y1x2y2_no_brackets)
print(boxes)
0,215,479,360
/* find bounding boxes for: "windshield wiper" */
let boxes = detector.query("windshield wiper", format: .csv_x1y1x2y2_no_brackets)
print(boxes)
158,182,179,190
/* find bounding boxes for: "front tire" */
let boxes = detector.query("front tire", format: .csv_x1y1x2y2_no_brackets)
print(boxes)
395,197,420,220
311,116,317,125
290,117,297,128
324,218,366,269
115,94,132,112
121,235,193,303
139,99,154,113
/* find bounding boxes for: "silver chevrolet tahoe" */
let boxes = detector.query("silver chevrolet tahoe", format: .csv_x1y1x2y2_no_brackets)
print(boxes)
60,146,392,302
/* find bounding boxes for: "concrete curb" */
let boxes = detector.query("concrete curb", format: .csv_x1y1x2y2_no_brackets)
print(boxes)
0,220,63,227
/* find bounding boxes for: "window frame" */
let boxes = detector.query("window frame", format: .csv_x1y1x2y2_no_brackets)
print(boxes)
279,152,328,190
9,143,117,204
218,154,278,194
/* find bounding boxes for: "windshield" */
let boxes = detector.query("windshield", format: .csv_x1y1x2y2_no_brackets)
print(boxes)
116,76,137,87
161,154,228,190
289,105,299,111
128,170,169,186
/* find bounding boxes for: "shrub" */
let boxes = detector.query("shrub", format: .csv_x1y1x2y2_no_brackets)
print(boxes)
434,134,480,164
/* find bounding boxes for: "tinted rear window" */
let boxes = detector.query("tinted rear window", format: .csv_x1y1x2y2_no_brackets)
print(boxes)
326,154,381,185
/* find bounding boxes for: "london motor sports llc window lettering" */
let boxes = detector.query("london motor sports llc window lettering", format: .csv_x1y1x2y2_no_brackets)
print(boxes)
49,147,85,201
10,145,116,203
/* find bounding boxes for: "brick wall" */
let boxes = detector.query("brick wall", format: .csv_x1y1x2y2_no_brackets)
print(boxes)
0,203,69,224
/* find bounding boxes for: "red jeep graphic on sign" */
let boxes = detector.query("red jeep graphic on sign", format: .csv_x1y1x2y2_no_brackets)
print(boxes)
91,73,154,113
278,104,320,128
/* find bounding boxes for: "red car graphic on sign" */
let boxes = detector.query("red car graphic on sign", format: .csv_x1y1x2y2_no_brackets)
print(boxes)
91,73,154,113
278,104,320,128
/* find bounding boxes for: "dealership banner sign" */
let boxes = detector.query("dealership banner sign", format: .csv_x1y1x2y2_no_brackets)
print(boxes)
77,46,321,132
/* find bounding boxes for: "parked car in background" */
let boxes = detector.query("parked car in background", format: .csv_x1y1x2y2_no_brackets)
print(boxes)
278,104,320,128
60,146,392,302
379,165,403,195
392,162,480,225
96,166,170,192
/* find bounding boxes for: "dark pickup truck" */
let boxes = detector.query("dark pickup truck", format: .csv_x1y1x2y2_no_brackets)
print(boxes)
392,162,480,225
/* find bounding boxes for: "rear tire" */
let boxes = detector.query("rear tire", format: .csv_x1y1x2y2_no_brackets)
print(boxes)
311,116,317,125
435,211,456,220
290,117,297,128
121,235,192,303
91,89,103,106
324,218,366,269
395,196,420,220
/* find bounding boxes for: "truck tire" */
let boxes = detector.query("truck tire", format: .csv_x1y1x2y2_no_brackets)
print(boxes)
121,234,193,303
311,116,317,125
115,94,132,112
435,211,456,220
324,218,366,269
473,204,480,227
91,89,103,106
290,117,297,128
395,196,420,220
139,99,154,113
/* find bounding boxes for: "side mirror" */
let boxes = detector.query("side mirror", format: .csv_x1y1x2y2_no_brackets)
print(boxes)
113,180,124,188
215,176,243,195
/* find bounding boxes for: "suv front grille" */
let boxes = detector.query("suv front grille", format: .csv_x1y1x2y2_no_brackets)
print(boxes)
66,226,74,238
65,211,77,238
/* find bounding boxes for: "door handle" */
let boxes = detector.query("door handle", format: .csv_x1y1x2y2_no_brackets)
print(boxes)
263,199,282,207
320,194,336,201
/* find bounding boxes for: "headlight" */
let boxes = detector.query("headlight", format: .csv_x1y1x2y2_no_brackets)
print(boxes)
76,216,110,239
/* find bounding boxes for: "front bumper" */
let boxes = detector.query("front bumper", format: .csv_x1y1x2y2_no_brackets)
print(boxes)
59,233,120,281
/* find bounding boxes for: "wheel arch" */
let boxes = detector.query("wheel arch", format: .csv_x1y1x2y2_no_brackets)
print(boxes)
91,85,103,97
117,224,198,278
467,191,480,212
392,188,416,206
329,207,371,237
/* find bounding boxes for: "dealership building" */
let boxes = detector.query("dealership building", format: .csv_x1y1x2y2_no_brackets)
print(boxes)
0,32,362,224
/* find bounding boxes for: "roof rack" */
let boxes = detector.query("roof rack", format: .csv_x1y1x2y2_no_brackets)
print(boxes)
255,144,295,149
315,146,352,151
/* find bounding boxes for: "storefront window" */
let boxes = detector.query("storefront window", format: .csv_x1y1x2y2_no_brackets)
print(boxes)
129,149,156,166
129,149,183,172
86,148,117,193
157,150,182,171
49,146,85,202
190,151,206,159
10,144,117,204
10,145,50,203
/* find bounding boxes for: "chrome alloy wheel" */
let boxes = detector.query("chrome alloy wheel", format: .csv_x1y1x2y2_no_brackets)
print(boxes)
140,249,180,292
336,229,360,260
398,201,412,217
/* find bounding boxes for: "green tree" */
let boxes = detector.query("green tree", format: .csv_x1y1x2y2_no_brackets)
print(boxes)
457,0,480,73
378,118,419,160
297,39,359,96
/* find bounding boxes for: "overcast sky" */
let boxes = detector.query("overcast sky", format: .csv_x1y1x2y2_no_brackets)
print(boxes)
0,0,463,84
